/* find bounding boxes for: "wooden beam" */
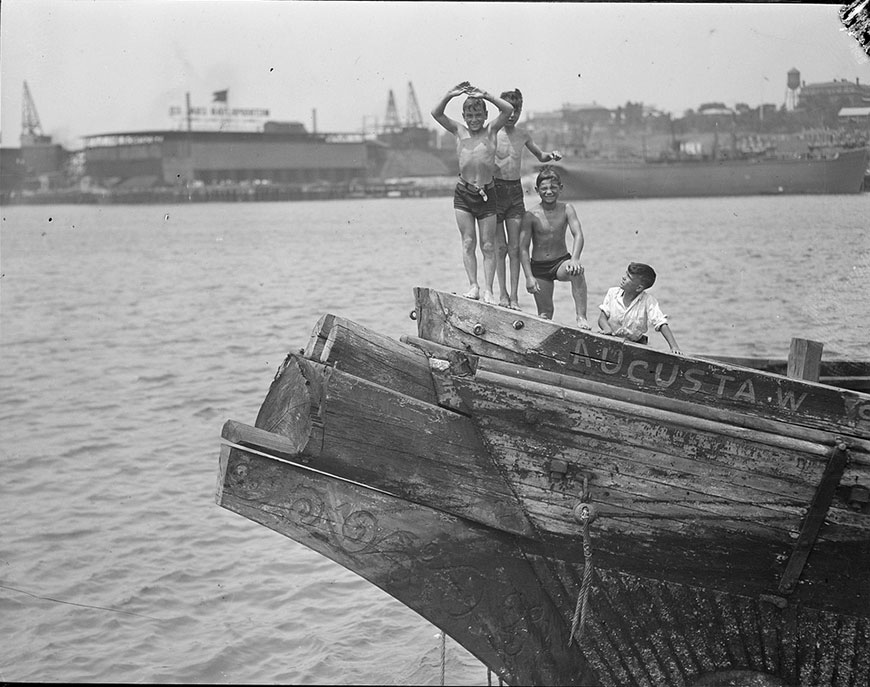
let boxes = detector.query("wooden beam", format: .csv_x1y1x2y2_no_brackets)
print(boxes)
787,338,824,383
777,443,850,595
403,335,868,456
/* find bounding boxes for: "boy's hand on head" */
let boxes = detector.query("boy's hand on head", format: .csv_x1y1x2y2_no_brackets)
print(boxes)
550,150,563,161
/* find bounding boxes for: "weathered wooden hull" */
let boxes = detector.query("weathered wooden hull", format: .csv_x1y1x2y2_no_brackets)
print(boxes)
216,290,870,686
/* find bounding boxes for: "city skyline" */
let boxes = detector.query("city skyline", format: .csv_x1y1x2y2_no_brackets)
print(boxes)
1,1,868,149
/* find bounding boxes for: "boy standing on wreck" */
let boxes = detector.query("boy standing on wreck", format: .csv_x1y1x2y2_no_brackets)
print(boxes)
598,262,682,354
494,89,562,309
432,82,514,303
519,166,589,329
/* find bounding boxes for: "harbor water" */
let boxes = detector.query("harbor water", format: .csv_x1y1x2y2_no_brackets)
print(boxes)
1,194,868,684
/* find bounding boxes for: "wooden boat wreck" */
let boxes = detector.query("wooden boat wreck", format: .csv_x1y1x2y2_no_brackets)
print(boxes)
217,287,870,686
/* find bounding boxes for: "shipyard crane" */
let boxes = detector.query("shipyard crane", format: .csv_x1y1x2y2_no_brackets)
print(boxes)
383,89,402,132
21,81,49,145
406,82,424,128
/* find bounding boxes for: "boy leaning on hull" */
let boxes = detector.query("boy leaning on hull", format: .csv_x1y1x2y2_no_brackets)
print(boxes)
598,262,682,354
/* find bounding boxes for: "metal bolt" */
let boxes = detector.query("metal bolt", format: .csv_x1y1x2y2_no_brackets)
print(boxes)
512,320,524,330
472,323,485,336
573,501,598,524
409,309,417,320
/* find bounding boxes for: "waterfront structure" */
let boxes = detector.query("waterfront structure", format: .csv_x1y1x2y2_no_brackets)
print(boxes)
83,127,370,188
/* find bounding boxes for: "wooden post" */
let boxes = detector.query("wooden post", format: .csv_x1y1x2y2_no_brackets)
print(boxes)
787,338,823,383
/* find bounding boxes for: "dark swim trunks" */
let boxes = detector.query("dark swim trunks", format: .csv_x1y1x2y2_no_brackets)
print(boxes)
453,178,496,219
531,253,570,281
494,178,525,223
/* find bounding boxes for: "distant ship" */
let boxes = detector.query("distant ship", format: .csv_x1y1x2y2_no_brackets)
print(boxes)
550,147,869,200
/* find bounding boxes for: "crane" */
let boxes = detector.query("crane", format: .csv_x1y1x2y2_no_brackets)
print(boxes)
383,89,402,133
406,82,424,128
21,81,49,145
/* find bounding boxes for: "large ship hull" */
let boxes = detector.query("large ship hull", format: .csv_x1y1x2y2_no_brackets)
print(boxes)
551,148,869,199
216,288,870,686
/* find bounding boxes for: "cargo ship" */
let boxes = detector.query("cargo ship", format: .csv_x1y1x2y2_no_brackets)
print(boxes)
550,147,869,200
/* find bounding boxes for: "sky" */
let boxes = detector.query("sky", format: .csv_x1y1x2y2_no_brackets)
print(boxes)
1,1,868,149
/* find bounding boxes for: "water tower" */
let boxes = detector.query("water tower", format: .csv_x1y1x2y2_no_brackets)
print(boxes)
786,68,800,111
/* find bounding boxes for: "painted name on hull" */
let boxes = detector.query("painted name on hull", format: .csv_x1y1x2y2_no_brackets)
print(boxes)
545,331,870,429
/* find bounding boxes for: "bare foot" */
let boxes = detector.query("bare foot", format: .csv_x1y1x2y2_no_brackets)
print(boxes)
576,317,591,330
463,285,480,300
509,299,520,310
482,290,497,305
498,295,511,308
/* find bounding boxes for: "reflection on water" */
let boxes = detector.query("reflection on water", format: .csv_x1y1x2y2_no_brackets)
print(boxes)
0,195,867,683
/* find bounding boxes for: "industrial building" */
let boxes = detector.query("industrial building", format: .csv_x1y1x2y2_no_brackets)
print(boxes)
83,127,371,188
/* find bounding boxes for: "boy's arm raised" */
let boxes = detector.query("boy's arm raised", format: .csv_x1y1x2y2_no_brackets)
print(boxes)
466,86,514,132
525,136,562,163
431,83,469,134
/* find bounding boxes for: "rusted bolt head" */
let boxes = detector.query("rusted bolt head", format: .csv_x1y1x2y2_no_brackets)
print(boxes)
409,309,417,320
573,502,598,524
512,320,524,330
472,323,485,336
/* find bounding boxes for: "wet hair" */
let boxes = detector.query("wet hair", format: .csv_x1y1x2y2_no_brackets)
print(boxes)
535,165,562,188
462,97,486,116
500,89,523,109
627,262,657,289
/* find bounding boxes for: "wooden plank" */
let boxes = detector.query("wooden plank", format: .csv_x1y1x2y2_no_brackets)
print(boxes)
414,287,870,439
404,335,870,455
788,338,824,383
252,354,536,538
778,444,850,595
216,444,591,686
303,313,439,405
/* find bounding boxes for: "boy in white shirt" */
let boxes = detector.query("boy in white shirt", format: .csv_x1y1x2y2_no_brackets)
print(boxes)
598,262,681,354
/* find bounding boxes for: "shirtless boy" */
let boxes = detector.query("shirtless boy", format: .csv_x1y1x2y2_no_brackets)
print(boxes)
431,82,514,303
519,166,589,329
494,89,562,309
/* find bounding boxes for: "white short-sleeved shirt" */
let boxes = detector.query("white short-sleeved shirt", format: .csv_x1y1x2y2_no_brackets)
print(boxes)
599,287,668,342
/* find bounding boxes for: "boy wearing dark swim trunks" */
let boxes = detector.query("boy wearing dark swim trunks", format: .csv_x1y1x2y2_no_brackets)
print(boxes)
431,82,514,304
519,166,590,329
494,89,562,310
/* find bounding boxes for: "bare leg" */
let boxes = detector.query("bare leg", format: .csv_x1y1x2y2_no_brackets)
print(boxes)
570,273,589,329
505,216,522,309
454,209,479,299
533,279,555,319
477,214,499,304
494,220,510,306
555,262,590,329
